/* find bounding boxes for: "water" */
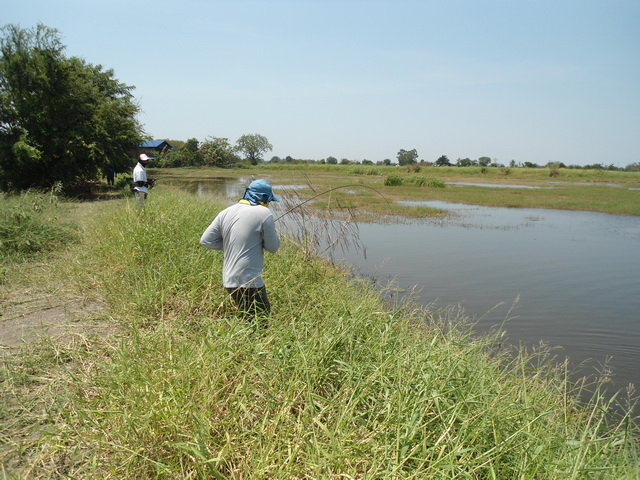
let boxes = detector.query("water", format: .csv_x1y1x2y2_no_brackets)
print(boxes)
340,202,640,397
178,177,640,397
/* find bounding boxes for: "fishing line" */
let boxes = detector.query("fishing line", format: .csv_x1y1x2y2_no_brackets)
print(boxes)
274,184,391,222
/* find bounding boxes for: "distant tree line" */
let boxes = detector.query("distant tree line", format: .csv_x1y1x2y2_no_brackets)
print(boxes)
154,134,272,168
2,22,636,195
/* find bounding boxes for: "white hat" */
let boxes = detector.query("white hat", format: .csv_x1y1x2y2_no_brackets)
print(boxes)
139,154,150,161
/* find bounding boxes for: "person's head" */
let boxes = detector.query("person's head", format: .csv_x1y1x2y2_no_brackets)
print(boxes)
139,153,150,164
243,179,281,206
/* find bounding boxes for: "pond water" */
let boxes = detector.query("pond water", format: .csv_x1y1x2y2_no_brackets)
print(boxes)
345,202,640,397
174,177,640,399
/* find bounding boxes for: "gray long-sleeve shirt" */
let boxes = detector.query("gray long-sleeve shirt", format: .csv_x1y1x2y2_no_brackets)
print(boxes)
200,202,280,288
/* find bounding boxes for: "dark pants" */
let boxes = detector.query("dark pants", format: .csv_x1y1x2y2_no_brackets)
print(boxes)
226,286,271,326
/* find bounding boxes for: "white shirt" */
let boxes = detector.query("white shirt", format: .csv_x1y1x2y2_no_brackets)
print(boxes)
132,162,148,193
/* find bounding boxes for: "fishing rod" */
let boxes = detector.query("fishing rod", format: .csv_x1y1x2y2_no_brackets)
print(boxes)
274,184,391,222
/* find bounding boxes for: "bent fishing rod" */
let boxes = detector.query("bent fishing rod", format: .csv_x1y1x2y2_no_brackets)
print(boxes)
274,184,391,222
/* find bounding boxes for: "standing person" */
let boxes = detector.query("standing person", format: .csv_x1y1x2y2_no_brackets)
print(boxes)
105,163,115,186
132,154,154,206
200,179,281,325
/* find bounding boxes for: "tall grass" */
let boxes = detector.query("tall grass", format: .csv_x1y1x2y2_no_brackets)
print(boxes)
0,191,77,263
2,187,639,478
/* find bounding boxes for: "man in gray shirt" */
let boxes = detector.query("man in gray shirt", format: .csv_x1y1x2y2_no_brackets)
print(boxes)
200,179,281,325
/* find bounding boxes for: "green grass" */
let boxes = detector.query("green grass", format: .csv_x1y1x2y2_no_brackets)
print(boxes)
0,191,78,263
1,187,639,478
150,165,640,218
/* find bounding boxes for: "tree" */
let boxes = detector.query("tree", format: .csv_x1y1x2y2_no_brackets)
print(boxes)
0,24,144,191
435,155,451,166
625,162,640,172
326,156,338,165
397,149,418,166
235,134,272,165
200,136,238,167
478,156,491,167
456,158,474,167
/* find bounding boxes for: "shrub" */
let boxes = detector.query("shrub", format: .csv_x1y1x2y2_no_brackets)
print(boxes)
350,167,380,176
410,176,445,188
384,175,404,186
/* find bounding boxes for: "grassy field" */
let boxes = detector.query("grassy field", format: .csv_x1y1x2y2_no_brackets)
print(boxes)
1,186,638,478
150,164,640,219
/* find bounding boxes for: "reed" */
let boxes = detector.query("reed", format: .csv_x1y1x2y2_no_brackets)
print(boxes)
1,187,638,478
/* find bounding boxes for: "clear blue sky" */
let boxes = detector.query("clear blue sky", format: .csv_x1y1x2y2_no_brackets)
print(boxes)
4,0,639,166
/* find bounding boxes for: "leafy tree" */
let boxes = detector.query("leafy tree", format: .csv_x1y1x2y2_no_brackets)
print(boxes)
326,156,338,165
435,155,451,166
383,158,392,166
625,162,640,172
155,138,200,168
200,136,238,167
478,156,491,167
456,158,474,167
0,24,143,191
397,149,418,166
235,133,272,165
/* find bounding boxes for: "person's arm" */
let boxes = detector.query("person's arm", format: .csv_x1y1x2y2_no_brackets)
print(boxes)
200,216,224,251
262,215,280,253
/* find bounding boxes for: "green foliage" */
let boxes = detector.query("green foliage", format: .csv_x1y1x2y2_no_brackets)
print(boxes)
396,148,418,166
0,190,77,260
350,166,380,176
409,176,445,188
155,138,201,167
0,24,144,192
235,133,273,165
200,136,240,167
436,155,452,166
384,174,404,186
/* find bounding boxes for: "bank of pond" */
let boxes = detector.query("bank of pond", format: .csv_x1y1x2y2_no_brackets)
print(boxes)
2,187,639,478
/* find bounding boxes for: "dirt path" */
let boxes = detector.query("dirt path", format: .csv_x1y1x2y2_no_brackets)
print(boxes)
0,201,116,350
0,279,110,348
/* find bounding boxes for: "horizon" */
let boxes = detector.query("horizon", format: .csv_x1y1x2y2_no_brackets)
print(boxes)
4,0,639,168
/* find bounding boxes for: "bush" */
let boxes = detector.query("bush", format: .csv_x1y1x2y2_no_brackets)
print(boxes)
384,175,404,186
409,176,445,188
350,167,380,176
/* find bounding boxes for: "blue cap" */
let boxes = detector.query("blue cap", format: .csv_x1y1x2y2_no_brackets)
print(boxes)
243,179,281,204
